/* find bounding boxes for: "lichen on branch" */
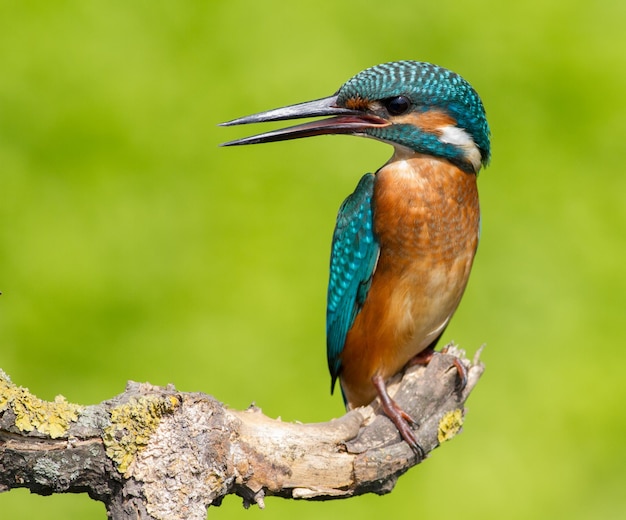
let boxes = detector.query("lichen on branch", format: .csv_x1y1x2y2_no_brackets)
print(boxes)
0,370,82,439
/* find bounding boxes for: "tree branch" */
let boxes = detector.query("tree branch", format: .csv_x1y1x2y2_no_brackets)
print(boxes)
0,345,484,519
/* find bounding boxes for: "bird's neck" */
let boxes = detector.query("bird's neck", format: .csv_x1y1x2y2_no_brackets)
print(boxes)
385,144,478,170
386,144,423,164
380,145,479,187
383,136,482,174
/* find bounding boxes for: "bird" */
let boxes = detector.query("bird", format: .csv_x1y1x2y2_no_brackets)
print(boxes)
220,60,490,454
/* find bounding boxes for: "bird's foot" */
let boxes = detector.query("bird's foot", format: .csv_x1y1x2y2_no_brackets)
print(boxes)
372,374,424,459
406,346,467,392
441,345,468,391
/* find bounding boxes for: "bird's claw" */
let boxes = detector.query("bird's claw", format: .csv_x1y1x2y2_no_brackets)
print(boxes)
372,374,425,460
395,417,425,459
451,357,468,392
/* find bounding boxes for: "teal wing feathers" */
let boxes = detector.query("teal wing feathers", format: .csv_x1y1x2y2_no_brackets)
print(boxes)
326,173,379,393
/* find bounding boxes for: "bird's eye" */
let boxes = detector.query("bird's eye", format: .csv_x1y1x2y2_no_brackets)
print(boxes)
383,96,411,116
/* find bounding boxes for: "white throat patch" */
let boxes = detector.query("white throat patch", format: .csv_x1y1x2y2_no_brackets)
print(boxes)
439,125,482,172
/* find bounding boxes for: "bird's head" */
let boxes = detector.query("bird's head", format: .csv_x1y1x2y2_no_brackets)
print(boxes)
221,60,490,173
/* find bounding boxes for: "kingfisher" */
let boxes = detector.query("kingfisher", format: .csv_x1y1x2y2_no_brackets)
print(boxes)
220,61,490,453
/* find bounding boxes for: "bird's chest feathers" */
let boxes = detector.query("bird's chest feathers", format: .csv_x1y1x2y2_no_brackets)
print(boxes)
373,154,479,266
369,155,480,349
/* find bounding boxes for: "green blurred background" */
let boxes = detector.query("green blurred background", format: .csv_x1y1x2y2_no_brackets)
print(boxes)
1,1,625,518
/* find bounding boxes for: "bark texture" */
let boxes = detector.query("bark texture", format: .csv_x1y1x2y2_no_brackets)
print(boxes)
0,345,484,519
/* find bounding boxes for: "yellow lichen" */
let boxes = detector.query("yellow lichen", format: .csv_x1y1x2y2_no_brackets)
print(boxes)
103,395,180,476
437,409,464,444
0,371,82,438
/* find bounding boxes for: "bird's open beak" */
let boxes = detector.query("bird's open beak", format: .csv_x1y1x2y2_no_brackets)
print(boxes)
220,95,389,146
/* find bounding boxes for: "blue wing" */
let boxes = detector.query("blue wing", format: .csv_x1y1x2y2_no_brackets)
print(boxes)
326,173,380,393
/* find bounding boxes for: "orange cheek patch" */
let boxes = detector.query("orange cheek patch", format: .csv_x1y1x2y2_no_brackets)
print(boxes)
392,110,456,134
344,96,371,110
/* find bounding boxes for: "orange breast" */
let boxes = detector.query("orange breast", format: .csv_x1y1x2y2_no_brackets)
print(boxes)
339,153,480,408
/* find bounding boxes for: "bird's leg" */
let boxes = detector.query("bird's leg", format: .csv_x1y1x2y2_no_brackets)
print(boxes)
406,345,468,391
405,345,436,367
372,374,424,459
